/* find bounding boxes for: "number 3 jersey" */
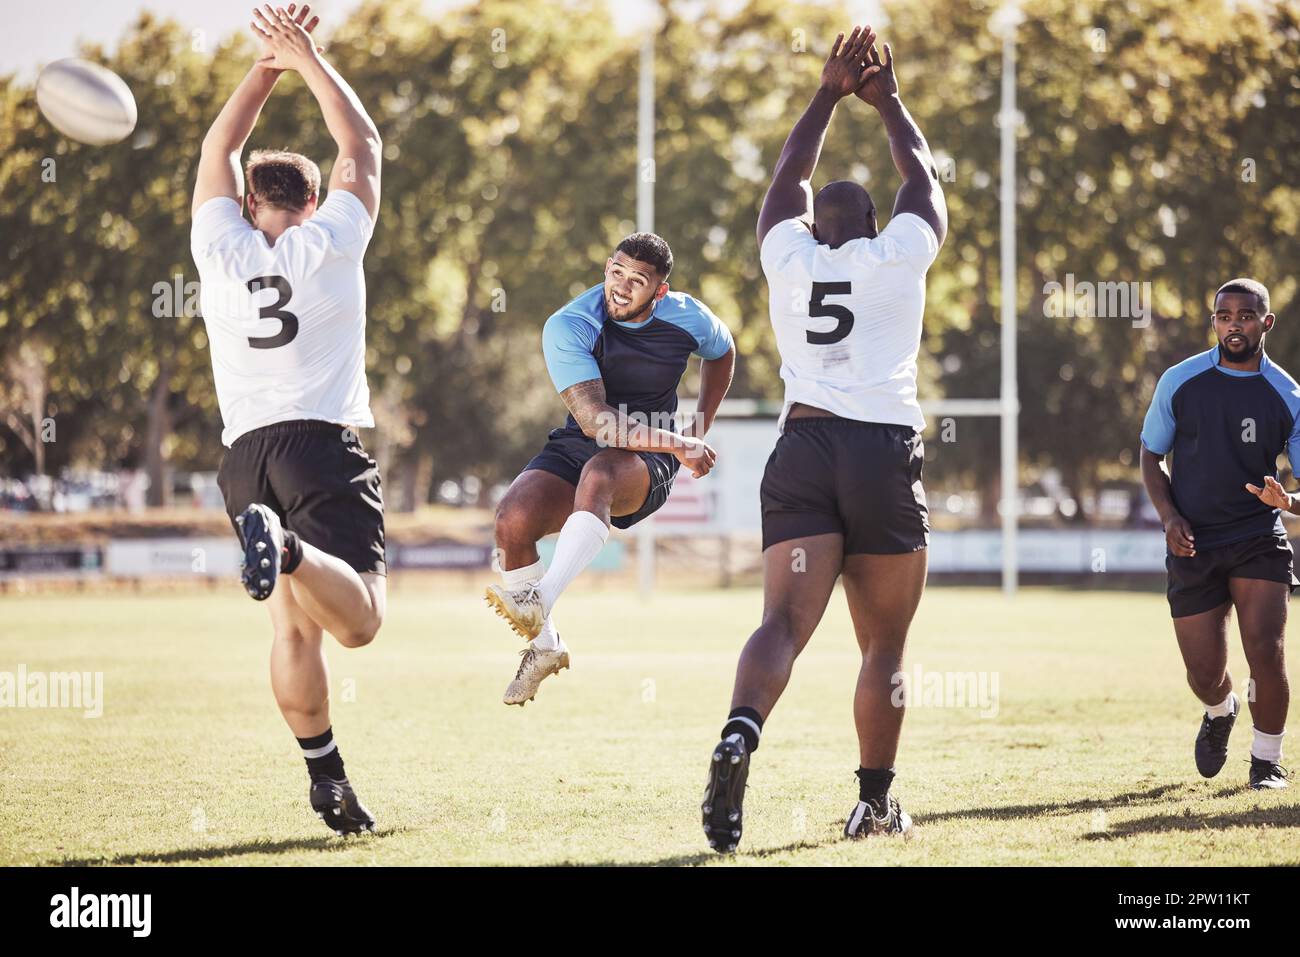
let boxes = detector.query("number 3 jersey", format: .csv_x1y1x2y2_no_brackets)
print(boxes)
190,190,376,447
759,213,940,432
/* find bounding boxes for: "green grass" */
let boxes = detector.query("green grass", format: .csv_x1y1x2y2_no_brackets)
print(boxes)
1,584,1297,866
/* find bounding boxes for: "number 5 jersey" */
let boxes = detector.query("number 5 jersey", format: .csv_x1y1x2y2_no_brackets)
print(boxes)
759,213,940,432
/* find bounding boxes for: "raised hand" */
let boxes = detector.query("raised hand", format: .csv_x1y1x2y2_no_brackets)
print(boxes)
820,26,880,100
855,40,899,109
251,4,322,73
1246,475,1294,511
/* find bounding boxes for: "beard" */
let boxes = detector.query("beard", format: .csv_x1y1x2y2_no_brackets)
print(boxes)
604,288,652,322
1219,335,1262,363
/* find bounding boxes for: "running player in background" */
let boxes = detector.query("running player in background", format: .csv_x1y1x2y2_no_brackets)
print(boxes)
1141,278,1293,790
191,4,385,833
485,233,736,705
703,27,946,851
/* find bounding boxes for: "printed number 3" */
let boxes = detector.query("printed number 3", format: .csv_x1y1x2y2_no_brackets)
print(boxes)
807,281,854,345
246,276,299,349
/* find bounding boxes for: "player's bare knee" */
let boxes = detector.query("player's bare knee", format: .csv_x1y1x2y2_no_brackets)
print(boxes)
860,640,906,672
578,453,620,496
1184,667,1224,698
274,623,321,645
1241,633,1285,668
493,496,534,547
862,653,905,687
339,613,381,648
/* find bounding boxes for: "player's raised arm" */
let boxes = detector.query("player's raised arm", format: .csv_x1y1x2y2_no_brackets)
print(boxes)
757,25,879,246
193,4,318,217
252,4,382,220
856,41,947,245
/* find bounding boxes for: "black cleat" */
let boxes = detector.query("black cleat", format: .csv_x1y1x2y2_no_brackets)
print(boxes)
1248,757,1291,790
702,736,749,853
309,778,376,835
1194,697,1238,778
235,503,282,601
844,793,913,838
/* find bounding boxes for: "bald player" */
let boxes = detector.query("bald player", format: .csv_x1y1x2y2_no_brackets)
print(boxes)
702,28,946,851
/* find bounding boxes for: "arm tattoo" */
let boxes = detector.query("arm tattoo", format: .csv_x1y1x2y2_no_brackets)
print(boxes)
559,378,613,440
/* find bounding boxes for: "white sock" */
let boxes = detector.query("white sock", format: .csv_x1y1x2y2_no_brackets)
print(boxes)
500,559,544,590
1206,691,1237,719
537,511,609,616
533,616,563,652
1251,727,1284,764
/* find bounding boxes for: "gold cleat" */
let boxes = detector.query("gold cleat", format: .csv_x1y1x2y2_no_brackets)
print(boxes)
484,583,545,640
503,645,570,706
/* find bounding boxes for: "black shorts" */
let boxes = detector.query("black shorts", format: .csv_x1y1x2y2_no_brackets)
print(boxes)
760,417,929,554
524,426,679,530
217,420,386,576
1166,532,1297,618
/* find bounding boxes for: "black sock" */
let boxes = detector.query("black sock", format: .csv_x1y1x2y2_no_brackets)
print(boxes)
281,530,304,575
721,707,764,753
856,766,895,803
297,728,346,783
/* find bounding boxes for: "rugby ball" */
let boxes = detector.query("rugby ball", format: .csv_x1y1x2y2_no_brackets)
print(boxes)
36,58,138,146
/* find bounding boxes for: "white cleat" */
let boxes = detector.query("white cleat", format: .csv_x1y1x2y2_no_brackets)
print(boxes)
844,795,914,839
503,644,570,706
484,583,545,640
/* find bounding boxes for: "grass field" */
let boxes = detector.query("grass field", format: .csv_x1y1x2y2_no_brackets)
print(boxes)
2,583,1297,866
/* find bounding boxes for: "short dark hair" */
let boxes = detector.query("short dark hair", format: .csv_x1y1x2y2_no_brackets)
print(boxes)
614,232,673,280
245,149,321,211
1214,277,1270,314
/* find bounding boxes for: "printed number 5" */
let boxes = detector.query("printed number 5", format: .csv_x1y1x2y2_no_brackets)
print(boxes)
246,276,299,349
807,281,854,345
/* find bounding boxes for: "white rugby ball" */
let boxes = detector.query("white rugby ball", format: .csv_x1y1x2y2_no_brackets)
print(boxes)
36,58,138,146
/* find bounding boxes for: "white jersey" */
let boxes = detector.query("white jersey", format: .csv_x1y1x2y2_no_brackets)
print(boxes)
190,190,376,447
760,212,940,431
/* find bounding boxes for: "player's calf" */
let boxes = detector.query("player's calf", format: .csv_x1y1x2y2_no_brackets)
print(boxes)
485,511,609,640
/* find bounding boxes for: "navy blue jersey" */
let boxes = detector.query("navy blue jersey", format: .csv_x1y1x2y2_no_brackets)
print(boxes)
1141,347,1300,549
541,284,733,432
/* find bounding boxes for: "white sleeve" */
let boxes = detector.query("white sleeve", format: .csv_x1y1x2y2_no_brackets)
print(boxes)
308,189,375,263
759,218,816,277
190,198,253,264
876,212,940,272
